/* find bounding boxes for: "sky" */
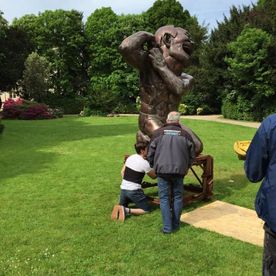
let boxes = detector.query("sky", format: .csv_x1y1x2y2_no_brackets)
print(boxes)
0,0,258,31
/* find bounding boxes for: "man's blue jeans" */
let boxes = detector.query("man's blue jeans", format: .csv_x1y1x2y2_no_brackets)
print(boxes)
157,175,184,233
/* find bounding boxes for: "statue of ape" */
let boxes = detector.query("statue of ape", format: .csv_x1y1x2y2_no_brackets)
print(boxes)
119,25,203,154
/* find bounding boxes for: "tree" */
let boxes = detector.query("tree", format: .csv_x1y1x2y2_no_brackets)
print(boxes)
223,26,274,120
184,5,257,114
22,52,50,102
85,9,146,113
0,12,8,91
13,10,88,98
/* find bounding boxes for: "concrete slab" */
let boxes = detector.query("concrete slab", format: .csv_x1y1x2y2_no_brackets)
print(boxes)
181,200,264,246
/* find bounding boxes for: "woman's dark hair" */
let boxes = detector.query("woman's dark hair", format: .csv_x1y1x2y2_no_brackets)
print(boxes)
134,142,149,154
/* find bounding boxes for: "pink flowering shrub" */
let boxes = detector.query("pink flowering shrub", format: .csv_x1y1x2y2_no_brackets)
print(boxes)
2,98,60,120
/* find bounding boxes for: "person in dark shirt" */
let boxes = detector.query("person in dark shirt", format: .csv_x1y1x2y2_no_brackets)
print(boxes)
148,111,195,233
245,113,276,275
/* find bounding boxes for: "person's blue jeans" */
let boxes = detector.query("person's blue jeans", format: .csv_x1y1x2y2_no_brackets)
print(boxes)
157,175,184,233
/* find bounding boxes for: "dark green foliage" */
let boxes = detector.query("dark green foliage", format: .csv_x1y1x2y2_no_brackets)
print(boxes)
1,1,275,116
44,95,84,114
184,0,276,118
85,9,145,114
145,0,192,32
183,6,255,114
13,10,88,98
223,26,274,121
0,14,32,91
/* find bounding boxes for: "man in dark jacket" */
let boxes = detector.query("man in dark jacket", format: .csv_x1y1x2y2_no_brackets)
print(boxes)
245,113,276,275
147,111,195,233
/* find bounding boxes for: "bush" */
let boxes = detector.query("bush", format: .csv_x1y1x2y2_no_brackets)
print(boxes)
222,96,255,121
196,107,204,115
112,103,137,114
2,98,62,120
49,108,64,118
80,106,92,117
179,104,187,115
136,96,141,111
19,104,52,120
44,96,85,115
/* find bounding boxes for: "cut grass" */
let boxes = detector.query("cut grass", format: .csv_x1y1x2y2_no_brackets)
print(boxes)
0,116,262,275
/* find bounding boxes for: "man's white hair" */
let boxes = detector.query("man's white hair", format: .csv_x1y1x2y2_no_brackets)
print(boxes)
166,111,180,122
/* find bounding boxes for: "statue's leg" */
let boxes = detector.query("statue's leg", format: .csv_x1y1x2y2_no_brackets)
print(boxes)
137,113,163,143
180,124,203,155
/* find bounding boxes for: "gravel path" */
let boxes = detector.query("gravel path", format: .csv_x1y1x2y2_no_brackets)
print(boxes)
182,114,260,128
119,114,261,128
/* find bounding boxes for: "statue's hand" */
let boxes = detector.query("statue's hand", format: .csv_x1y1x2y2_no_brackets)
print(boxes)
149,48,166,69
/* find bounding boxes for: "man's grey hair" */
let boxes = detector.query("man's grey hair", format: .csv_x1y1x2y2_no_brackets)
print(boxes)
166,111,180,122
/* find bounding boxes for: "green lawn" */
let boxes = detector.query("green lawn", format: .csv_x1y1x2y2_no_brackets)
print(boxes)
0,116,262,275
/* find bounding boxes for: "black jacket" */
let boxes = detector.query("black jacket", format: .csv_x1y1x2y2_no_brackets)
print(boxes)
147,123,195,177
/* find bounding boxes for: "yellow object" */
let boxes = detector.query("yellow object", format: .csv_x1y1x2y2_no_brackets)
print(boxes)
233,140,251,160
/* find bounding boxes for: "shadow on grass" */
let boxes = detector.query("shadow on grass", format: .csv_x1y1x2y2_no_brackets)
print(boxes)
0,117,137,182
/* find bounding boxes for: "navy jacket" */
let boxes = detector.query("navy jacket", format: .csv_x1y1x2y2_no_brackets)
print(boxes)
245,114,276,232
147,123,195,177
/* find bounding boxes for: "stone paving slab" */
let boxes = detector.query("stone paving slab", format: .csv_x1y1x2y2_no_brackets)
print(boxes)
181,200,264,246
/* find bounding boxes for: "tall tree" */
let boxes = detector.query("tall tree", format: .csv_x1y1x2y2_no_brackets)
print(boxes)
0,11,8,91
223,26,274,120
185,5,256,114
22,52,50,102
0,13,32,91
13,10,88,98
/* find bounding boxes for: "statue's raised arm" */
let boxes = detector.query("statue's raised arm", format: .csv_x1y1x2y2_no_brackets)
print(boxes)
119,31,155,70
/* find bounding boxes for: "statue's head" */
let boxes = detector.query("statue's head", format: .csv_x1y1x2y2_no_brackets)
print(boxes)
155,25,194,74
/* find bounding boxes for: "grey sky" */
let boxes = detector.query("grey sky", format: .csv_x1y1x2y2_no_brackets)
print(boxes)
0,0,257,31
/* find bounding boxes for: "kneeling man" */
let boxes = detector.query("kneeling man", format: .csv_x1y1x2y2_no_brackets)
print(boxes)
111,142,156,221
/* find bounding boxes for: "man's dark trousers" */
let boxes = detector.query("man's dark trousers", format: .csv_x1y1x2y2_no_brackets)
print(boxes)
157,175,184,233
263,224,276,275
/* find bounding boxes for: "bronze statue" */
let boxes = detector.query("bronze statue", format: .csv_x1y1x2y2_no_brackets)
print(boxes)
119,25,203,154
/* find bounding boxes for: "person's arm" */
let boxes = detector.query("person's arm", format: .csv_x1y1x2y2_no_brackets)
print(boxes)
121,164,126,178
147,169,156,179
147,139,157,168
244,124,269,183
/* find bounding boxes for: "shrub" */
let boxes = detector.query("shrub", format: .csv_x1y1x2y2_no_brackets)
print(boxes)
136,96,141,111
44,96,85,115
49,108,64,118
179,104,187,115
112,103,137,114
2,98,61,120
19,104,52,120
196,107,204,115
80,106,92,117
222,96,255,121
